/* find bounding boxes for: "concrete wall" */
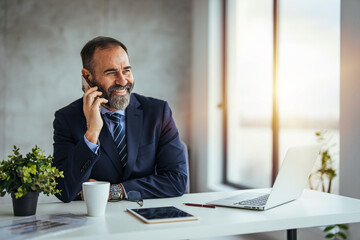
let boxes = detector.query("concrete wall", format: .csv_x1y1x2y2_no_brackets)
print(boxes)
0,0,191,203
0,0,191,159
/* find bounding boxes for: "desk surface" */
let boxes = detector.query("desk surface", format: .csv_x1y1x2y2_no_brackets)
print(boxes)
1,189,360,240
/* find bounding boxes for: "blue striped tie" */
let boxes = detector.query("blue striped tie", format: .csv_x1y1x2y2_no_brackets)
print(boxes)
106,113,127,168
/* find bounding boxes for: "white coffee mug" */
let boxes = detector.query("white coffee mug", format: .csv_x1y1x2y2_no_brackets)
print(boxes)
82,181,110,217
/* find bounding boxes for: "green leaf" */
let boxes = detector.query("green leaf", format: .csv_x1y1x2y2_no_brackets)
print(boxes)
338,224,349,230
0,145,64,197
325,233,335,239
324,226,335,232
337,231,347,239
15,186,24,198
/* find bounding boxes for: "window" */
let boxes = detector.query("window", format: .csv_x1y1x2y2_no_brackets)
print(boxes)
224,0,340,190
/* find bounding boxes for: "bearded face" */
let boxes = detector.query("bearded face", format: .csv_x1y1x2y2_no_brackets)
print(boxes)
94,80,134,110
85,46,135,110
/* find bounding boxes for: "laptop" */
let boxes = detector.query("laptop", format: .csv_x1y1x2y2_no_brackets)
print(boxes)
207,144,321,211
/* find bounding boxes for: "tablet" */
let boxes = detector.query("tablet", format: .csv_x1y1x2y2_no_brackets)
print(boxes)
126,206,199,224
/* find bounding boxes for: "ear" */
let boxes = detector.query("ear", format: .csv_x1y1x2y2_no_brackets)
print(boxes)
81,68,93,83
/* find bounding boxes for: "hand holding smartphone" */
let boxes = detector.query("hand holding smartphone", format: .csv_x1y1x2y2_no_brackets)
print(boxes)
82,75,110,109
81,75,108,144
81,75,102,110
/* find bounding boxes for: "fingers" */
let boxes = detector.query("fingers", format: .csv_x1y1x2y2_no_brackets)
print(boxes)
83,86,108,112
83,85,97,98
94,96,108,109
83,86,103,107
78,191,84,201
82,87,107,144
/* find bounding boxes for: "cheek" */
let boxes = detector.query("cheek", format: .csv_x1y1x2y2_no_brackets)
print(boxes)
127,76,134,85
98,78,115,91
103,83,113,91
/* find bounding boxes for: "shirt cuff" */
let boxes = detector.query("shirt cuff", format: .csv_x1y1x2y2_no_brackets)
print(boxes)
120,183,127,198
84,135,100,154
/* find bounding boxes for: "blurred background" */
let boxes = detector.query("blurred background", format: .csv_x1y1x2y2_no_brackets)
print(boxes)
1,0,360,238
0,0,191,159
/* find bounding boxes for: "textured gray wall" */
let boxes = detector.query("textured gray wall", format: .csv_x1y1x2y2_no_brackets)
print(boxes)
0,0,191,162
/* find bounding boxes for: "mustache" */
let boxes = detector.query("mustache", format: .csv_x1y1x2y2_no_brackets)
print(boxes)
108,83,133,93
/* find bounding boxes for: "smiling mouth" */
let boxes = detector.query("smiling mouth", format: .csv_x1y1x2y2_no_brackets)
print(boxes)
113,89,128,96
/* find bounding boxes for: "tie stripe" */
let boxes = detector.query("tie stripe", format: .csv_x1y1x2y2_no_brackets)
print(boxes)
106,113,127,168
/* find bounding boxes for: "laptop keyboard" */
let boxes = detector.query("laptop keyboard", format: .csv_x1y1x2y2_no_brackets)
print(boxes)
235,194,270,206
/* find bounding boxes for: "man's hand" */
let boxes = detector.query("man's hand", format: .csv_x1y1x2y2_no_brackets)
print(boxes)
83,86,108,144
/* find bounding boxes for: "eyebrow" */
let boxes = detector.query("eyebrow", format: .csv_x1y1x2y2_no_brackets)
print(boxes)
103,66,132,74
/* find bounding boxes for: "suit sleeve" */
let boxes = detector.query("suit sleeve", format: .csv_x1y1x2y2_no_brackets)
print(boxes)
121,102,188,199
53,110,100,203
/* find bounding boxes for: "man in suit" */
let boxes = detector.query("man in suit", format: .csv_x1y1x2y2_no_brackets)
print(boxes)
53,36,187,203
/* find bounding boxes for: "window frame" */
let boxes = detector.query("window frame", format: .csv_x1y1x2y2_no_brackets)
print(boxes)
222,0,280,188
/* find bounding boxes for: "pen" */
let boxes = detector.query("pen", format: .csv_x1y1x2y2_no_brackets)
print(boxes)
183,203,216,208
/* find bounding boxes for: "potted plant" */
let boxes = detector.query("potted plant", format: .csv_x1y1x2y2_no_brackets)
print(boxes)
0,145,64,216
309,130,349,240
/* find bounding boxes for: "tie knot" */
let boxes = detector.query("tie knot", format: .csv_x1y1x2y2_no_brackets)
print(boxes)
106,113,122,124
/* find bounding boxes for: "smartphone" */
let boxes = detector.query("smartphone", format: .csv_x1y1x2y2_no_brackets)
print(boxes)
81,76,109,108
81,75,91,92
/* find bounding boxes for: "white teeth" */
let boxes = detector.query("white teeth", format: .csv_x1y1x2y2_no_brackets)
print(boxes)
114,89,127,95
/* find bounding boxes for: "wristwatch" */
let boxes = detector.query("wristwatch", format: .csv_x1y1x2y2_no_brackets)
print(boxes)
110,184,123,201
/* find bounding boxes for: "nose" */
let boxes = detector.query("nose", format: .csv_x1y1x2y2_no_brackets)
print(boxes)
115,72,127,86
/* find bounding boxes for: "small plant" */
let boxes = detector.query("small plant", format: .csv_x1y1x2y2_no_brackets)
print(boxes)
309,130,348,240
308,130,337,193
0,145,64,199
323,224,349,240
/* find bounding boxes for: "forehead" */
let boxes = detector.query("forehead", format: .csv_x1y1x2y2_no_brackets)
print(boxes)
92,46,130,69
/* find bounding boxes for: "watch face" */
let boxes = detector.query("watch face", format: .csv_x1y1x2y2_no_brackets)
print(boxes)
110,184,122,201
110,192,121,201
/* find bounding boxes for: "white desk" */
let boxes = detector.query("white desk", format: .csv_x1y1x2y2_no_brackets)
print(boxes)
1,189,360,240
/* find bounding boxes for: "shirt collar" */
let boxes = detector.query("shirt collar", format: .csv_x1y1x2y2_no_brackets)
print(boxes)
101,105,126,117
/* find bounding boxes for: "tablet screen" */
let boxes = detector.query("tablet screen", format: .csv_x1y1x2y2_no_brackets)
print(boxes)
127,206,199,223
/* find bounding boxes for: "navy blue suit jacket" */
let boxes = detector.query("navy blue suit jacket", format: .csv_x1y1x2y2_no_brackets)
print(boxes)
53,93,187,203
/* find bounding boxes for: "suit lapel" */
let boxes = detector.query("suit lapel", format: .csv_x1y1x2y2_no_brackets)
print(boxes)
99,115,123,175
123,94,143,180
